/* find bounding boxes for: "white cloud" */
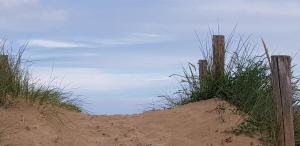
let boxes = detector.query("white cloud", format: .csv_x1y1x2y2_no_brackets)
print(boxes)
30,67,175,91
24,33,171,48
0,0,68,31
28,39,90,48
95,33,170,46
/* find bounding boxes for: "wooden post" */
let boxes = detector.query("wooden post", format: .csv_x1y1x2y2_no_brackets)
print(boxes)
212,35,225,79
198,60,208,81
271,55,295,146
0,55,9,82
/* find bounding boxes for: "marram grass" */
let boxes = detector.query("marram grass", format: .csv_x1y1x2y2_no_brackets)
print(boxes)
161,34,300,145
0,42,82,112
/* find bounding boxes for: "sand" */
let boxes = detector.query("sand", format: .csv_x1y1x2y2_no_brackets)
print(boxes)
0,98,266,146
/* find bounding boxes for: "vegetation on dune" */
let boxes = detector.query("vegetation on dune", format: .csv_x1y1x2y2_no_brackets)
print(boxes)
0,41,82,112
161,31,300,145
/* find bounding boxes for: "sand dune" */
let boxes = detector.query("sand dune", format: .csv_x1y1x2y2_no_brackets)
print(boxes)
0,98,266,146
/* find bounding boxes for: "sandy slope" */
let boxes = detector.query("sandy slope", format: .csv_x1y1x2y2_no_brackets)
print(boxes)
0,98,266,146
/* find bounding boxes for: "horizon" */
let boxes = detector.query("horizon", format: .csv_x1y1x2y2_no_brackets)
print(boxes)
1,0,300,114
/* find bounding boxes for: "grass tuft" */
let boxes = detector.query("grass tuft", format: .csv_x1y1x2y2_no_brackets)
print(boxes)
161,32,300,145
0,41,82,112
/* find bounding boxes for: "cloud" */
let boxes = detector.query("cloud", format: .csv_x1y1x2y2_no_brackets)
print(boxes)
0,0,68,31
95,33,171,46
30,67,175,91
28,39,90,48
23,33,171,48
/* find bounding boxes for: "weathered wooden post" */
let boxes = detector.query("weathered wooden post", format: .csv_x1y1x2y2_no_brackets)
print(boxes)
0,55,9,104
212,35,225,79
271,55,295,146
0,55,9,82
198,59,208,81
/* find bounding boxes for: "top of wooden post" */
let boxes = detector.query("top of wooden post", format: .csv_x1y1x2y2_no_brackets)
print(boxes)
271,56,292,68
213,35,224,40
0,55,8,57
198,59,208,64
0,55,8,64
271,55,291,59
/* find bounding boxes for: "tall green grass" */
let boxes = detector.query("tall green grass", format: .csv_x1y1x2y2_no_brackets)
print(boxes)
0,41,82,112
162,33,300,145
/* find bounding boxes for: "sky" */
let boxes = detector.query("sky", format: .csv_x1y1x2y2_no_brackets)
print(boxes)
0,0,300,115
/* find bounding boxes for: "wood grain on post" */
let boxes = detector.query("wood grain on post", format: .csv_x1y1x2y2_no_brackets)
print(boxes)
212,35,225,79
198,60,208,81
0,55,9,82
271,55,295,146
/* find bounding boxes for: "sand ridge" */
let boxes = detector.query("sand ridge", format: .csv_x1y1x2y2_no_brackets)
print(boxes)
0,98,266,146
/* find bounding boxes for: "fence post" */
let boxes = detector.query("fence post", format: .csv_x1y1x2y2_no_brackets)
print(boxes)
212,35,225,79
0,55,9,81
198,59,208,81
271,55,295,146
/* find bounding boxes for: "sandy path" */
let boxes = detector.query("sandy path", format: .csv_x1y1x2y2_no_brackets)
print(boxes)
0,98,266,146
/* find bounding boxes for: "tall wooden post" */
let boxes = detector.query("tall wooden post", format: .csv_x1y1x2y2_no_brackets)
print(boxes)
0,55,9,82
198,60,208,81
212,35,225,79
271,55,295,146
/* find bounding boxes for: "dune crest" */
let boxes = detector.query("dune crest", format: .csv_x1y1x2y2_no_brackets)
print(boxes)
0,98,265,146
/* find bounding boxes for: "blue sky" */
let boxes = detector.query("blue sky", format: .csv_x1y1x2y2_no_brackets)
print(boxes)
1,0,300,114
